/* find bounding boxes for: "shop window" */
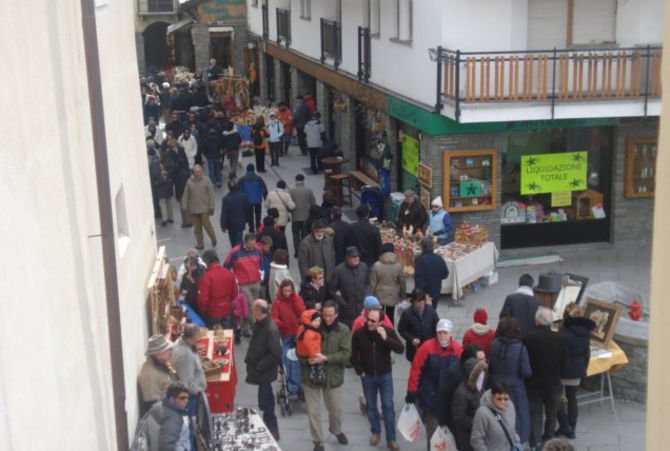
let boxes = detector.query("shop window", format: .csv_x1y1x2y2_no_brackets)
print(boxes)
499,127,613,249
442,150,498,212
624,137,657,198
572,0,616,46
300,0,311,20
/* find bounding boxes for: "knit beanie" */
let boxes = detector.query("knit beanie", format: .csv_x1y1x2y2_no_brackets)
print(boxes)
473,308,488,325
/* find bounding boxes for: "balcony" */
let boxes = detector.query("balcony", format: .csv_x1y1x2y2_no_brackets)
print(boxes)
357,26,371,82
430,46,662,123
320,18,341,69
137,0,176,15
276,8,291,46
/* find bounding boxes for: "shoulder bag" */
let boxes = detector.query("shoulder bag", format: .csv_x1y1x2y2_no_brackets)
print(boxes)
488,407,523,451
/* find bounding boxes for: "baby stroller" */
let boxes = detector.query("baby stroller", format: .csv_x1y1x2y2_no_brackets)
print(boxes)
276,336,303,416
361,186,383,219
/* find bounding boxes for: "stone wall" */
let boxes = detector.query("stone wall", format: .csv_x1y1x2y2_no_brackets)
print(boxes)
610,334,648,403
611,119,659,244
258,51,268,102
316,80,329,135
273,58,285,103
135,32,146,76
333,92,356,174
232,25,247,75
421,132,504,248
191,24,210,73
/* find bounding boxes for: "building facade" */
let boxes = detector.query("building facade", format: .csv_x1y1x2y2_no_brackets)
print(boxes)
247,0,663,251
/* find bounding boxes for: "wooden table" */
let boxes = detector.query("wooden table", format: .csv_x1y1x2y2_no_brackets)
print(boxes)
321,157,348,191
199,329,237,413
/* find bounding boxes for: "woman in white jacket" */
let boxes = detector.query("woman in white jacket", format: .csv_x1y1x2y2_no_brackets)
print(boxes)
264,180,296,230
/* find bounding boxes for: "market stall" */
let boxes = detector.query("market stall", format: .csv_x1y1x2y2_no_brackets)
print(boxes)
211,408,280,451
196,328,238,414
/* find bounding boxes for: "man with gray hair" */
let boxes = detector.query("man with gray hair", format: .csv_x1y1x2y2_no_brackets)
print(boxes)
398,189,427,232
523,306,568,449
181,164,216,250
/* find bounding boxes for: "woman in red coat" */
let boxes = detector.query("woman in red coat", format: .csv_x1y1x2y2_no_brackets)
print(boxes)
270,279,306,340
462,308,496,359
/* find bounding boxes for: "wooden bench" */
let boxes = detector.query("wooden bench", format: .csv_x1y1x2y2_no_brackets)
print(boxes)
349,170,379,190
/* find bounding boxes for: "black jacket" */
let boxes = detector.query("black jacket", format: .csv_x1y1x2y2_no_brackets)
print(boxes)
222,129,242,151
414,251,448,304
436,359,464,427
523,325,567,390
397,305,439,362
200,122,223,159
344,219,382,267
220,191,251,232
451,359,488,451
245,315,282,385
351,326,404,377
329,262,370,325
257,227,288,253
560,316,595,379
328,218,350,265
300,276,329,310
499,291,541,338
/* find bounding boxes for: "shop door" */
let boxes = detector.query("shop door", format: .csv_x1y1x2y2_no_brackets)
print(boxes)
210,33,232,69
281,62,291,104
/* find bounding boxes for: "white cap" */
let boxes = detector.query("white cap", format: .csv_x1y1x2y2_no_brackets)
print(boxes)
431,196,443,208
436,318,453,333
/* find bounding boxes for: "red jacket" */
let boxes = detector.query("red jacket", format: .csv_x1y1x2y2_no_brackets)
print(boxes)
197,262,239,319
407,338,462,413
224,244,262,285
270,290,306,338
462,325,496,358
304,95,316,113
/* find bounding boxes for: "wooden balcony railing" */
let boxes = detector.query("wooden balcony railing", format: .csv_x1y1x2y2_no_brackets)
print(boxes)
432,46,662,120
276,8,291,46
137,0,176,15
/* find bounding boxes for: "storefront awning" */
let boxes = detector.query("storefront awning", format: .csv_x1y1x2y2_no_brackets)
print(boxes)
167,18,195,35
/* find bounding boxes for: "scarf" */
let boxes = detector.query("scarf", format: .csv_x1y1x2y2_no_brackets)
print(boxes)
324,319,339,333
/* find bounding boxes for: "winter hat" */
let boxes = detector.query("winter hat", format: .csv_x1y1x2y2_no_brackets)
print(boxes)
246,163,255,172
345,246,361,258
431,196,444,208
436,318,454,333
364,296,381,311
295,173,305,182
145,334,173,356
267,207,279,218
381,243,395,254
473,308,488,325
277,180,287,189
311,311,322,321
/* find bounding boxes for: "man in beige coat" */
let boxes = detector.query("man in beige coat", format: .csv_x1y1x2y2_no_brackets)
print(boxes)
181,164,217,250
138,334,176,414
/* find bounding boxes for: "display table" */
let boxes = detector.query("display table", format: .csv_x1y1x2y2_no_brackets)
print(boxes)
212,408,280,451
199,329,238,413
578,341,629,413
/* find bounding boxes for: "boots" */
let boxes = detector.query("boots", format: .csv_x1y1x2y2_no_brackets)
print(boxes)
555,413,575,439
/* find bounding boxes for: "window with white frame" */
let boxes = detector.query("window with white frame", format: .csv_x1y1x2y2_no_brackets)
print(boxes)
300,0,311,19
392,0,412,42
367,0,380,36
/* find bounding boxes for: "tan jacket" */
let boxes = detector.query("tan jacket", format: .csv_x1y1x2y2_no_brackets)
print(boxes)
264,189,296,226
181,175,215,214
138,357,176,402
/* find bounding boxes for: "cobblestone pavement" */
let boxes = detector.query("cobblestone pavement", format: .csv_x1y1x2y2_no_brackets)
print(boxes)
156,147,648,451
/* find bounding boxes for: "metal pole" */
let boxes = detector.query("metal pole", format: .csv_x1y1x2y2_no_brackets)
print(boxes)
357,26,363,80
434,46,443,113
455,49,461,121
551,47,557,119
365,27,371,82
644,45,651,117
80,0,128,448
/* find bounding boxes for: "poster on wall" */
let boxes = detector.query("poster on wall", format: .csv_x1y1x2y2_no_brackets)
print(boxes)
420,186,431,211
418,163,433,188
401,134,419,175
520,151,587,195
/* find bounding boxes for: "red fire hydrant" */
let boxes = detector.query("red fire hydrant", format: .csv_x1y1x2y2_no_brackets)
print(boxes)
628,300,643,321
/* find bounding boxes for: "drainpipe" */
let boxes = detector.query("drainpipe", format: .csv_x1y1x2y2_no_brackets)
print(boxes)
80,0,129,449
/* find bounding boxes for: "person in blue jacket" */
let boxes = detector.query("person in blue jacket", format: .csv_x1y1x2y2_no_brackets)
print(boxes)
220,180,251,247
238,163,268,232
413,238,448,308
428,196,452,245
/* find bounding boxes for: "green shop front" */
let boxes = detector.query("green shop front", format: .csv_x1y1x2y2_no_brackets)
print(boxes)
387,96,657,250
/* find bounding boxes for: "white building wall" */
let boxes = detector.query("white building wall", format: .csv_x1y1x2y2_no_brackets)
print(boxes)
1,1,155,449
617,0,665,46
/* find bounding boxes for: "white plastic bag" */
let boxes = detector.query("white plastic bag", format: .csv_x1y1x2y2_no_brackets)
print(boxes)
430,425,458,451
397,403,424,442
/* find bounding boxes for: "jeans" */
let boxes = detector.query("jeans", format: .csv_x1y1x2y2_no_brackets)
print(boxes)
258,383,278,430
361,373,396,442
269,141,281,165
227,149,239,177
308,147,320,173
228,229,243,248
281,133,292,155
291,220,305,257
254,148,266,172
296,127,307,154
207,157,222,185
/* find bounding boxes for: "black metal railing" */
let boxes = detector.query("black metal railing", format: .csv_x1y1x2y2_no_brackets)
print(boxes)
262,3,269,40
430,45,663,120
138,0,175,14
358,26,371,82
320,18,341,69
277,8,291,46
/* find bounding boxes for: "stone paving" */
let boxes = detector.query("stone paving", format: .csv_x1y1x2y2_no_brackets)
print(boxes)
155,147,649,451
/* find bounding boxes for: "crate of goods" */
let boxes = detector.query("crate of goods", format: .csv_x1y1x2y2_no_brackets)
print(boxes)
380,227,397,244
454,222,489,246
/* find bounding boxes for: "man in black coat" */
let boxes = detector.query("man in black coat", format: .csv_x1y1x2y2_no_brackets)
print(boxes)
245,299,282,440
523,307,568,449
344,205,382,267
436,344,485,429
328,207,350,265
413,238,448,308
257,215,288,253
397,292,439,362
499,273,541,338
220,180,251,248
329,246,371,329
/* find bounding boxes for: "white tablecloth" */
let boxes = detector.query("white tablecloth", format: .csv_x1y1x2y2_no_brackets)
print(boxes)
407,242,499,300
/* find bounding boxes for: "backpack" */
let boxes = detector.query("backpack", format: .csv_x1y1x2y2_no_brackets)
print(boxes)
253,127,264,146
130,405,161,451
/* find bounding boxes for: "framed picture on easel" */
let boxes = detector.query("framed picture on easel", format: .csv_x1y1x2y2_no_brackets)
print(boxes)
583,297,623,348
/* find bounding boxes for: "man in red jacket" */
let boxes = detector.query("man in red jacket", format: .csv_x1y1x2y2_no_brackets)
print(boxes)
198,249,239,328
225,233,263,334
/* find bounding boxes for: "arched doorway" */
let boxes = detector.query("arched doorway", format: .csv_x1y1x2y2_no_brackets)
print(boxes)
144,22,169,71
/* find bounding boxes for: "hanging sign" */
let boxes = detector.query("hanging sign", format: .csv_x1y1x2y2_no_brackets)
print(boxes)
551,191,572,207
520,151,587,195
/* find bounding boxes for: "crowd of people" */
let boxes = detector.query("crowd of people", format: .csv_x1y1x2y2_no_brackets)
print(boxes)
137,76,586,451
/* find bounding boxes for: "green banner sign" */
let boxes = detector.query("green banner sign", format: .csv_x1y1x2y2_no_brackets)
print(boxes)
401,134,419,175
460,180,482,197
520,151,587,195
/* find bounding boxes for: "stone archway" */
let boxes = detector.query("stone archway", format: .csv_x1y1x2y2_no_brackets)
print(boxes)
143,21,170,71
